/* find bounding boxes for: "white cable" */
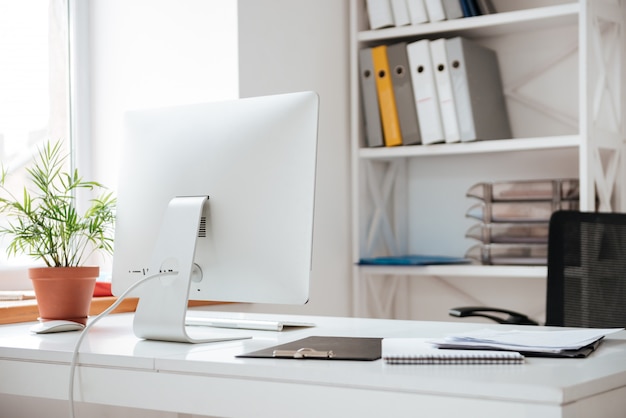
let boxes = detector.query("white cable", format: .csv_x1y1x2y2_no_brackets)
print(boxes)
68,271,177,418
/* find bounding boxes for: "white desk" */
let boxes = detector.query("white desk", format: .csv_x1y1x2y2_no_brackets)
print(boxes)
1,312,626,418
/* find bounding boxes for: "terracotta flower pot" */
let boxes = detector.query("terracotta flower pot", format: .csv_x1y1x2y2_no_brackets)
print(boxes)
29,267,99,325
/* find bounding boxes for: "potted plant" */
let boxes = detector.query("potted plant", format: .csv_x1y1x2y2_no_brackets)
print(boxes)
0,140,116,325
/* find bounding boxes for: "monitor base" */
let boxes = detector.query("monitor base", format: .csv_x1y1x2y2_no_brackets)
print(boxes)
132,196,249,343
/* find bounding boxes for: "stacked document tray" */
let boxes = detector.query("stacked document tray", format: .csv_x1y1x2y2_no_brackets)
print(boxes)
464,179,579,265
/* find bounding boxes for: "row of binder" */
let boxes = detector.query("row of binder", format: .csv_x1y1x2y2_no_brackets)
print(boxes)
365,0,496,30
359,37,511,147
463,179,579,266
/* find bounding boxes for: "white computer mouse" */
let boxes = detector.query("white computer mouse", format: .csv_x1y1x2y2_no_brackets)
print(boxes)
30,320,85,334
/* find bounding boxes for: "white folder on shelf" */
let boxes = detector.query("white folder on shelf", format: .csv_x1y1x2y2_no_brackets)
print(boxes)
406,0,429,24
406,39,445,145
430,38,460,143
424,0,446,22
390,0,410,26
365,0,395,29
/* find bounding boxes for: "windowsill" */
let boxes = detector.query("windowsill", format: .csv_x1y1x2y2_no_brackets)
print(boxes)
0,296,138,325
0,298,221,325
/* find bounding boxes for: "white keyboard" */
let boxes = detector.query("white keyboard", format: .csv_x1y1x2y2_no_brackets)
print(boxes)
186,314,316,332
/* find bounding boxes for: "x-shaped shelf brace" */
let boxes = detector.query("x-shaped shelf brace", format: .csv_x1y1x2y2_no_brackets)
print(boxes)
363,273,410,318
356,159,409,318
589,6,623,212
363,159,407,257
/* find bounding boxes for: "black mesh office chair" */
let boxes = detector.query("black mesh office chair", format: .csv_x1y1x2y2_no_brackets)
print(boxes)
450,211,626,328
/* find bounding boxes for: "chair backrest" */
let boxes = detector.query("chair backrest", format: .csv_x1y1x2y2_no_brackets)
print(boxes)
547,211,626,328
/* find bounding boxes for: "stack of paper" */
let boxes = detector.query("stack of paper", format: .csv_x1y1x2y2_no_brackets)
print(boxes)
429,328,623,358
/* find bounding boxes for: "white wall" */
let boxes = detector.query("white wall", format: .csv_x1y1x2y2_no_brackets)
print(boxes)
88,0,239,191
88,0,352,317
233,0,351,317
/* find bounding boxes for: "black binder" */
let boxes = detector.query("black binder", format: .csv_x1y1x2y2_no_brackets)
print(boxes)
237,336,382,361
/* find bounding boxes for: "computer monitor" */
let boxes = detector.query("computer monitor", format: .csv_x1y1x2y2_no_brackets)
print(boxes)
112,91,319,343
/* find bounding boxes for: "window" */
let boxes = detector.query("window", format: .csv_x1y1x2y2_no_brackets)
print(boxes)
0,0,70,267
0,0,240,281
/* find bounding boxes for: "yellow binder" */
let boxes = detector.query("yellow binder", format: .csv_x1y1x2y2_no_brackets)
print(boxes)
372,45,402,147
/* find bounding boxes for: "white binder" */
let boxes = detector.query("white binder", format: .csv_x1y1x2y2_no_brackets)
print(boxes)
406,0,429,24
430,38,460,143
390,0,410,26
424,0,446,22
406,39,445,144
365,0,395,29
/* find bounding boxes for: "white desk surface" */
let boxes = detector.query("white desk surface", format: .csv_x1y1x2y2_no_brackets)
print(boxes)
1,311,626,418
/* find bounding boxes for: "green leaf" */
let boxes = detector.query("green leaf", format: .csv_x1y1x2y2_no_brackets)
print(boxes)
0,139,116,267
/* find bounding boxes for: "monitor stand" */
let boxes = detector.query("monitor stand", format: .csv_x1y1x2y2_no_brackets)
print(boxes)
132,196,250,343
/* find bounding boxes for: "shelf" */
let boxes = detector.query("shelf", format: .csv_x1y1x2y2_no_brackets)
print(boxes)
358,264,547,280
357,3,579,42
351,0,625,319
359,135,580,160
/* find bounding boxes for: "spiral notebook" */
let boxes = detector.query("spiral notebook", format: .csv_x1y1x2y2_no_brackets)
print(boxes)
382,338,525,365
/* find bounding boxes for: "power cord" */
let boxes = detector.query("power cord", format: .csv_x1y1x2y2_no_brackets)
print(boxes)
68,271,177,418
